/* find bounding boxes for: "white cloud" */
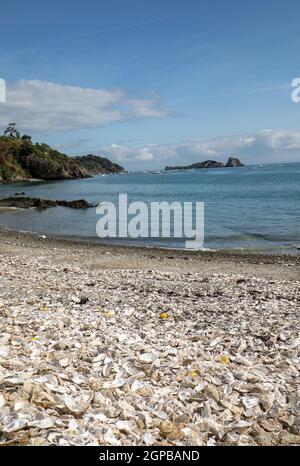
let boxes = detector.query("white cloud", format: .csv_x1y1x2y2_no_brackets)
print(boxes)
0,80,171,133
98,129,300,166
100,143,177,163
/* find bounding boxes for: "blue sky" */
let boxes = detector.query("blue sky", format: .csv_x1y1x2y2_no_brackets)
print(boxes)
1,0,300,168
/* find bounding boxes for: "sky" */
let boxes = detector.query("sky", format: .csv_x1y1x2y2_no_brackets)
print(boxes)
1,0,300,169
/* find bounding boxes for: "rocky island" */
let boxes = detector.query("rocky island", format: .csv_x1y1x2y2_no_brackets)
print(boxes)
165,156,244,171
0,124,124,183
226,157,244,167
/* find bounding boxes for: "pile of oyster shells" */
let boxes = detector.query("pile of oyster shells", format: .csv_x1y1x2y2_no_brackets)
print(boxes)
0,252,299,445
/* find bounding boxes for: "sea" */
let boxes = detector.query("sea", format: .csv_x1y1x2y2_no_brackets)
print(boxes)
0,163,299,254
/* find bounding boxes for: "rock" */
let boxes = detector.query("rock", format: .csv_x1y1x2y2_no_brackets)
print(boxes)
165,160,225,170
165,157,244,170
79,296,89,305
225,157,244,167
53,341,67,350
0,197,92,210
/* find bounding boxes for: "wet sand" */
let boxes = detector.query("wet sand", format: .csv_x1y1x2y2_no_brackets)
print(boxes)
0,228,299,281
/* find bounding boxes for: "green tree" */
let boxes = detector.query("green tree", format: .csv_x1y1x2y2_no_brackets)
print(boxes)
21,134,32,142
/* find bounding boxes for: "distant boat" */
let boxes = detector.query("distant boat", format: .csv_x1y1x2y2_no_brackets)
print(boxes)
146,170,161,174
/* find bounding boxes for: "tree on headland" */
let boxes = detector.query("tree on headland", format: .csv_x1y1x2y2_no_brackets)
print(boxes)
21,134,32,142
4,122,20,138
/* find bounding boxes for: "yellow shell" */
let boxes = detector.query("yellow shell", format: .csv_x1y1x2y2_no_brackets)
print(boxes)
220,355,230,365
160,312,169,319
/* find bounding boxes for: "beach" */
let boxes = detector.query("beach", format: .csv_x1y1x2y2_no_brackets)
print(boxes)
0,229,299,446
2,0,300,454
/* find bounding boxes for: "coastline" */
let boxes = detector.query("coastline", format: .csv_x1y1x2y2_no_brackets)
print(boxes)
0,226,299,281
0,163,298,256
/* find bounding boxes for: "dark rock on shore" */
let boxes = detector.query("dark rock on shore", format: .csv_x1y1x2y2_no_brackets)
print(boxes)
0,196,93,210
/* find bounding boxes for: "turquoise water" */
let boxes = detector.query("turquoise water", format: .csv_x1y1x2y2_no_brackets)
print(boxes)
0,163,299,253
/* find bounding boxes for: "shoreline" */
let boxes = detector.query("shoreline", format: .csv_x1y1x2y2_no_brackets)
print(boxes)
0,226,299,281
0,209,298,257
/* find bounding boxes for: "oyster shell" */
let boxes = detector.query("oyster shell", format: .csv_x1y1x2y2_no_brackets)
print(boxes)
139,353,159,363
0,242,298,446
3,418,28,433
63,392,93,414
